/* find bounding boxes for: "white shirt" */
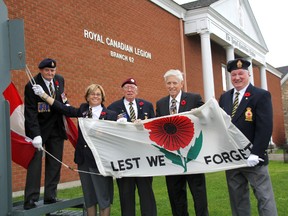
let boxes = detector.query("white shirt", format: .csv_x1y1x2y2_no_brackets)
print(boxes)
90,105,103,119
124,98,138,119
233,84,249,105
42,76,55,96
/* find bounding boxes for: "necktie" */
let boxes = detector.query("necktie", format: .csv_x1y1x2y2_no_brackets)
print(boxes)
129,102,136,122
49,82,55,99
87,107,93,118
231,92,239,117
170,99,177,115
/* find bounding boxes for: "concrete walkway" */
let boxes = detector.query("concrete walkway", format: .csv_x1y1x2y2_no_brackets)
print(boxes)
268,153,286,161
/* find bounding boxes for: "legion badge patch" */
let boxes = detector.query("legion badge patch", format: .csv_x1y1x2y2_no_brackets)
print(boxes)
245,107,253,121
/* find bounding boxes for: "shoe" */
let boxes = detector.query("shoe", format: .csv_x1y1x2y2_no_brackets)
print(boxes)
23,200,36,210
44,198,61,204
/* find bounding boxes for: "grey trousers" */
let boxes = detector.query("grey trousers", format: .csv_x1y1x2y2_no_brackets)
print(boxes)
226,165,278,216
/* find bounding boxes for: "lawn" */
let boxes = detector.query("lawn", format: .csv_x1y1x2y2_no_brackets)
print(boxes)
14,160,288,215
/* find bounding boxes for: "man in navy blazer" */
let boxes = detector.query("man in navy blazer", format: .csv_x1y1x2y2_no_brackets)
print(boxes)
219,58,277,216
24,58,68,209
108,78,157,216
156,69,209,216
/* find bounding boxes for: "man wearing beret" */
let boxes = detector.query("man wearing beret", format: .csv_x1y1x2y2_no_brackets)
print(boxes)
219,58,278,215
156,69,209,216
23,58,69,209
108,78,157,216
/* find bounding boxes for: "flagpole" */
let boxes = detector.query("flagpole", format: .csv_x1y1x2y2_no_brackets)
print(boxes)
0,100,13,216
0,1,26,214
0,1,13,215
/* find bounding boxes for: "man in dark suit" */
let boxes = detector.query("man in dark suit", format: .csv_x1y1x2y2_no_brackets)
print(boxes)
219,58,278,216
108,78,157,216
23,58,69,209
156,69,209,216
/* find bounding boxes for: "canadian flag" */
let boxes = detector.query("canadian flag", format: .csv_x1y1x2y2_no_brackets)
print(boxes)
63,114,78,148
3,82,78,169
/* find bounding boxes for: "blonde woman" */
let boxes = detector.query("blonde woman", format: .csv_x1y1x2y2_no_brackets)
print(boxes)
32,83,117,216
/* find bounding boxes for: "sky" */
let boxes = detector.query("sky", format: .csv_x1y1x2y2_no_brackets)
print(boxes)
173,0,288,68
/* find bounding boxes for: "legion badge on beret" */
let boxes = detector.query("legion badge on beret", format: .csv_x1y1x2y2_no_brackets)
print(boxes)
38,58,57,69
121,78,137,87
237,60,242,68
227,58,251,72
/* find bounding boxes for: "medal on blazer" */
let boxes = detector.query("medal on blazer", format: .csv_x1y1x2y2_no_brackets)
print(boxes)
245,107,253,121
61,92,68,103
38,102,50,112
118,111,127,119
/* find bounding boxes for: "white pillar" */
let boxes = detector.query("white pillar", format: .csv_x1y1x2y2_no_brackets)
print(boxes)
200,30,215,101
260,65,268,90
245,56,254,85
225,45,234,90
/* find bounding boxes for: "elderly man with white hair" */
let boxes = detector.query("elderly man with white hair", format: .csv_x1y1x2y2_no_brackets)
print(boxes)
156,69,209,216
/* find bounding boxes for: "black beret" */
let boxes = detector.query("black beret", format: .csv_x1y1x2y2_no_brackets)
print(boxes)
38,58,56,69
121,78,137,87
227,58,251,72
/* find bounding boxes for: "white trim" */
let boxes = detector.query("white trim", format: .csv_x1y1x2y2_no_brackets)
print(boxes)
149,0,186,18
266,63,282,79
281,73,288,85
150,0,281,81
184,6,267,65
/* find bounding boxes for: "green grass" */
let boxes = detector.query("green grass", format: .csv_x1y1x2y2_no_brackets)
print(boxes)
14,161,288,215
274,148,286,154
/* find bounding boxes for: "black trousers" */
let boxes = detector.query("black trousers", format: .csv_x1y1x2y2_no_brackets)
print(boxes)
116,176,157,216
24,132,64,203
166,174,209,216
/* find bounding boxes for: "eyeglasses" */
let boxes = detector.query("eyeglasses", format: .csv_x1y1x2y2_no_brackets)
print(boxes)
90,93,102,97
123,85,137,90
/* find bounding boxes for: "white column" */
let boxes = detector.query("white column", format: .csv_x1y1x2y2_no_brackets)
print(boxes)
260,65,268,90
200,30,215,101
225,45,234,90
245,56,254,85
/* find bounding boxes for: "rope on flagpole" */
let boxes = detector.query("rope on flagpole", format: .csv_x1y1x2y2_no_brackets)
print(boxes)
24,65,37,86
17,52,36,87
41,147,101,175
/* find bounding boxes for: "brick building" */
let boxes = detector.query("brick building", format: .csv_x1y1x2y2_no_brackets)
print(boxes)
3,0,286,193
279,66,288,144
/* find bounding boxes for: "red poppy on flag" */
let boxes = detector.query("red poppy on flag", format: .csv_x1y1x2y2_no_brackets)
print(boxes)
144,115,194,151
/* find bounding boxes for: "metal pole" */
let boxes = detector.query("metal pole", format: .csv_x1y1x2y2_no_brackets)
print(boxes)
0,101,12,216
0,1,26,215
0,1,12,215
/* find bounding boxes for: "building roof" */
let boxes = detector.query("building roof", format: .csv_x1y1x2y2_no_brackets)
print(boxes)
180,0,219,10
277,66,288,84
277,66,288,77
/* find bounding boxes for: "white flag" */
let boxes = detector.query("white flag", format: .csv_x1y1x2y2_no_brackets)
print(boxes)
79,98,251,178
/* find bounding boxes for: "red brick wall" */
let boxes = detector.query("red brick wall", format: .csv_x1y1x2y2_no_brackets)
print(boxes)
5,0,184,192
210,41,227,98
4,0,286,192
184,35,204,95
267,72,287,145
